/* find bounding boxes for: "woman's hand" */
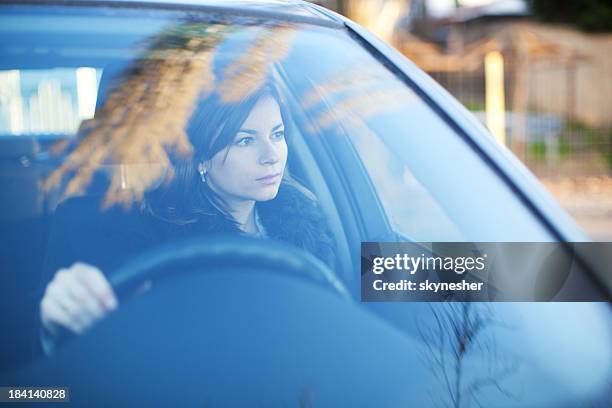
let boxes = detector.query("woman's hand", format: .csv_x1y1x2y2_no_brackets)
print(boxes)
40,262,118,336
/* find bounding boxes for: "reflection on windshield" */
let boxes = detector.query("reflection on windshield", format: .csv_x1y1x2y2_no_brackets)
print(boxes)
0,67,99,135
301,64,412,134
43,22,297,209
295,46,466,239
417,303,519,407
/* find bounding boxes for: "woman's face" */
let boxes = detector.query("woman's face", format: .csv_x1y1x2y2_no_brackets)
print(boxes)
202,95,288,206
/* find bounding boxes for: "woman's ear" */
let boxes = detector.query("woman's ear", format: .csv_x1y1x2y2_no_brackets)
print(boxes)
197,162,209,175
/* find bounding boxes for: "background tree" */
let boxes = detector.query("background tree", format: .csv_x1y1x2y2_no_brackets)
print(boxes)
529,0,612,32
417,303,519,408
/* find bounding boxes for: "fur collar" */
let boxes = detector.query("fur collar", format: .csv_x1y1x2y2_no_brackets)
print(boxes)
162,181,336,268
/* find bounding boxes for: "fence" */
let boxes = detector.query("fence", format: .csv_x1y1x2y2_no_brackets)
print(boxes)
429,57,612,180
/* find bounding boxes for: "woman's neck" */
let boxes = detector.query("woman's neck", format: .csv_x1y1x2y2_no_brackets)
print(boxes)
224,199,257,234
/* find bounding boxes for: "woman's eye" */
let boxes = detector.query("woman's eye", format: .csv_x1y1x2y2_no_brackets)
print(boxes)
235,136,254,146
272,130,285,140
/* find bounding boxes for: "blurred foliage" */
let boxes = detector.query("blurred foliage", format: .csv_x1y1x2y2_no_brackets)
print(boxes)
557,138,572,158
462,102,485,112
606,129,612,170
43,22,297,209
529,0,612,32
567,121,600,150
528,120,612,170
529,140,547,159
564,120,610,152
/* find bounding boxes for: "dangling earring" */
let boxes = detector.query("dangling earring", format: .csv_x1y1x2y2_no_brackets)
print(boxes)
199,169,207,183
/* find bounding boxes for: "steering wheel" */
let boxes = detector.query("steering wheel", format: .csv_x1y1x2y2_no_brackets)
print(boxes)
16,236,422,407
48,234,349,346
108,233,349,300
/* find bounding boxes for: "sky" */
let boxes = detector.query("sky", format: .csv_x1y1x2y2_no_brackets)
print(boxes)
426,0,527,18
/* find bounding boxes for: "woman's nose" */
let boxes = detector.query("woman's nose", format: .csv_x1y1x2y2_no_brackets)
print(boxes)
258,140,279,165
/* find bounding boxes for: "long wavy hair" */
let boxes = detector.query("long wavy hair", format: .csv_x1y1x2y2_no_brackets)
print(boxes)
144,81,292,225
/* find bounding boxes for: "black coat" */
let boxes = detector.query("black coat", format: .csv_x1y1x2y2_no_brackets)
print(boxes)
41,181,336,287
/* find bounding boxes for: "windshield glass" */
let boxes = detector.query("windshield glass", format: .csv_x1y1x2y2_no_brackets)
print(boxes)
0,4,610,407
0,4,552,241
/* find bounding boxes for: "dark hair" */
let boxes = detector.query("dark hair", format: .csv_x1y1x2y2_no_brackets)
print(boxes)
144,80,290,224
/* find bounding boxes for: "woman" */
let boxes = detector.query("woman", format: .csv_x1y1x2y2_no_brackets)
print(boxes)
39,82,336,346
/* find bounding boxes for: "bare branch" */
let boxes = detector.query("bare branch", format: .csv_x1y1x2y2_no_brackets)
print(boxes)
417,303,521,408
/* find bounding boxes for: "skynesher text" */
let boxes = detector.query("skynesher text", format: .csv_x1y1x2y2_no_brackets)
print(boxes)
373,279,484,292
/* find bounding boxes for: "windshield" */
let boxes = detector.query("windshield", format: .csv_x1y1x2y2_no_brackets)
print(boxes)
0,4,610,407
0,4,553,241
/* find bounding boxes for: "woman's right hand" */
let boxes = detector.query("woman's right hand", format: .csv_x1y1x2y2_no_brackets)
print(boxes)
40,262,118,336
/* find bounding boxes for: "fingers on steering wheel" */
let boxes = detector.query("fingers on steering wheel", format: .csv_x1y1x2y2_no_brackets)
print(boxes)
48,268,99,332
57,290,95,333
64,276,106,322
41,293,85,335
71,262,118,311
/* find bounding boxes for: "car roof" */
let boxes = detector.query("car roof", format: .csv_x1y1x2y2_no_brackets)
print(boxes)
4,0,342,26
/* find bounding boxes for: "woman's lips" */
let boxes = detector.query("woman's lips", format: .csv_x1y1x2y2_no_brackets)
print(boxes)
256,173,281,185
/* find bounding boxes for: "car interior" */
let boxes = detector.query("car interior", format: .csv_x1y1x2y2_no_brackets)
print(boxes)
2,4,612,407
0,41,375,371
0,54,428,404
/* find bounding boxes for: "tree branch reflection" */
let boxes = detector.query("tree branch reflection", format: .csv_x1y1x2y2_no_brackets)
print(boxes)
417,303,520,407
43,22,296,210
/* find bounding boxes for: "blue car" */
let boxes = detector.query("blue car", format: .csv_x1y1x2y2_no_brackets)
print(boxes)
0,0,610,406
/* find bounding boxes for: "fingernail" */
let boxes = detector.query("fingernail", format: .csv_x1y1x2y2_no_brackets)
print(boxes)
104,295,117,310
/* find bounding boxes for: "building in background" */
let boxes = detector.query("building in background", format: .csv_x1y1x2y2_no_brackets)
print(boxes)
310,0,612,239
